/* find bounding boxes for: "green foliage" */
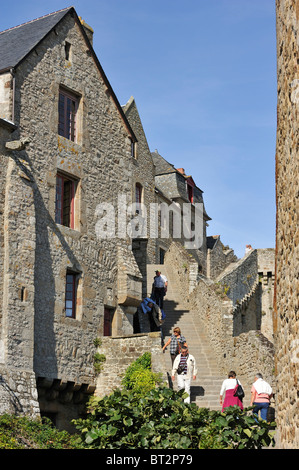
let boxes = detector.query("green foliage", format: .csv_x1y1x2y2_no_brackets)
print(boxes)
73,386,276,449
93,337,106,374
121,352,162,395
0,352,276,450
93,337,102,348
196,405,276,449
93,352,106,374
0,414,82,449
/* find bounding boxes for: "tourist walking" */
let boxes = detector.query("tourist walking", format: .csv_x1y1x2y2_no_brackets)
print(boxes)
250,373,273,422
171,346,197,404
162,327,187,365
152,269,168,308
220,371,244,411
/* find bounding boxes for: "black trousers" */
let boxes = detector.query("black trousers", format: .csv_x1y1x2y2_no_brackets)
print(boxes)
153,287,165,308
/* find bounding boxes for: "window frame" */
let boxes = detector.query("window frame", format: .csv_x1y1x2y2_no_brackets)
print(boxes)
58,88,79,142
55,172,77,229
104,308,114,336
135,182,143,216
65,271,78,319
187,182,194,203
130,138,137,159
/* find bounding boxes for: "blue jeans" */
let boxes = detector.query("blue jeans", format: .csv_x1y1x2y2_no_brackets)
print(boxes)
253,402,269,421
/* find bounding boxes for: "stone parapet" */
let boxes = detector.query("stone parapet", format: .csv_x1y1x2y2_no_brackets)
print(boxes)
95,333,166,397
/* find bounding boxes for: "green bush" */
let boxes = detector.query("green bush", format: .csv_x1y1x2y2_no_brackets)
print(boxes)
0,352,276,449
0,414,82,449
73,386,276,449
93,352,106,374
121,352,162,394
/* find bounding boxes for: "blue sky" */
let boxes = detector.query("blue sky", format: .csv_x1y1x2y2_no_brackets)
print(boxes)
0,0,277,259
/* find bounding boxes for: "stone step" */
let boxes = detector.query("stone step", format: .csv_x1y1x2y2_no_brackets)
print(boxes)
147,263,226,410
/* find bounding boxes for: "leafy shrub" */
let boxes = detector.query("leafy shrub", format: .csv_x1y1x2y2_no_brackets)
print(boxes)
73,386,276,449
93,352,106,374
121,352,162,394
0,414,82,449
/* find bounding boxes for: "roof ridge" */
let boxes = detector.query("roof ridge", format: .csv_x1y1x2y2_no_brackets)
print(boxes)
0,6,73,35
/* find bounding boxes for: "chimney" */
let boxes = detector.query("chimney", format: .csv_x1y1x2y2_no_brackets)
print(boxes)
177,168,185,175
79,17,94,45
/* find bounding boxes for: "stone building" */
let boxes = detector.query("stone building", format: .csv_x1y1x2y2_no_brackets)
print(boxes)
152,151,211,273
0,7,145,429
122,97,212,297
0,6,277,432
274,0,299,449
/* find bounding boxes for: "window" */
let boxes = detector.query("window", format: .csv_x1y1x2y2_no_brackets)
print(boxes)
186,177,195,203
135,183,142,205
65,271,78,318
130,138,136,159
58,88,78,141
135,182,143,214
55,173,77,228
187,183,194,203
65,42,71,61
159,248,166,265
104,308,114,336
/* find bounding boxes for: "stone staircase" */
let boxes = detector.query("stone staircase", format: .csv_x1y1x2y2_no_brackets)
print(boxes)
147,264,224,410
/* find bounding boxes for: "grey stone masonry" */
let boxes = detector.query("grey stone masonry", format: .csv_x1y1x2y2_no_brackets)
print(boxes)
160,242,275,410
0,9,142,423
274,0,299,449
95,333,167,397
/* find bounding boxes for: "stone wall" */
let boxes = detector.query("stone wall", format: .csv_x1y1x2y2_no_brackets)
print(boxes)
190,278,275,406
0,121,15,341
274,0,299,449
216,249,259,307
0,366,40,419
10,13,139,376
0,11,143,422
164,242,199,296
123,97,157,297
207,235,238,280
257,249,275,341
165,241,275,403
0,73,13,121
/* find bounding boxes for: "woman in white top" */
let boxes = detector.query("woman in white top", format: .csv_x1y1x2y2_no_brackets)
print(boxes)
220,370,244,411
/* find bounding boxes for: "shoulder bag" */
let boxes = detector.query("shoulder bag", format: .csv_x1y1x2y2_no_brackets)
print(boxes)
233,379,245,400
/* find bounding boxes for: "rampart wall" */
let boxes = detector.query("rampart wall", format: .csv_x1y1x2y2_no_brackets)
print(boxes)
164,242,275,400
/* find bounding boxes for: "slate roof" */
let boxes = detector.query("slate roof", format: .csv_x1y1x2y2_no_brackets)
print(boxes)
151,150,177,175
0,7,72,72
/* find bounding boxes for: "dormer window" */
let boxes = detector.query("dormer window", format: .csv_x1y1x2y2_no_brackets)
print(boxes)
187,183,194,203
